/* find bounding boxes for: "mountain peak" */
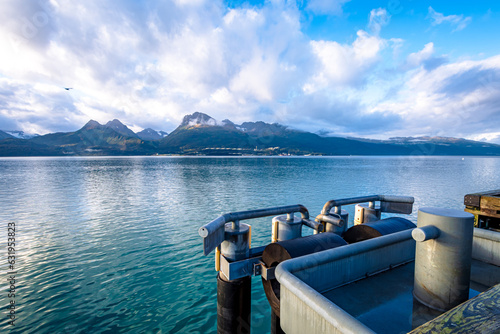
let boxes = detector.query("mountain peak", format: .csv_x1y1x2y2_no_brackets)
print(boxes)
82,120,102,130
3,130,39,139
180,112,217,128
105,119,137,138
136,128,168,141
239,121,288,135
106,119,124,127
0,130,14,140
221,119,237,130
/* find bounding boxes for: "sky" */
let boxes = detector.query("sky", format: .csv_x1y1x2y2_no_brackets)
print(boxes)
1,0,500,143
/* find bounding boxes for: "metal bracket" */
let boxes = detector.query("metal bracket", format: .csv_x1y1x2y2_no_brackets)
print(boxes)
380,200,413,214
261,264,276,281
253,263,262,276
220,255,263,281
219,255,278,281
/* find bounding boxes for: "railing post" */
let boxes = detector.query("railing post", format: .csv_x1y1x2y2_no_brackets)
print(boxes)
217,222,251,334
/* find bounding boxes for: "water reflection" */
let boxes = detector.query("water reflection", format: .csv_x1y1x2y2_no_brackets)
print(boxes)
0,156,499,333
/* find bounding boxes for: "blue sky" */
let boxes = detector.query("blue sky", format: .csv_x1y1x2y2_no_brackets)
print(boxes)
1,0,500,143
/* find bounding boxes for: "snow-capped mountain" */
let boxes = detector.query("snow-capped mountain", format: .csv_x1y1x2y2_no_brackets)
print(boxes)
0,130,13,140
178,112,217,129
176,112,290,136
136,128,169,141
3,113,500,156
3,130,39,139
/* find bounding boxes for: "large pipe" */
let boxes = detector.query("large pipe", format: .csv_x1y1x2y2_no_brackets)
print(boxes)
342,217,415,244
217,274,251,334
413,207,475,312
262,233,348,317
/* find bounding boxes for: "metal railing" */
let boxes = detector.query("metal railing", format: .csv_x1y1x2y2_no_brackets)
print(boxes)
199,204,317,256
320,195,414,215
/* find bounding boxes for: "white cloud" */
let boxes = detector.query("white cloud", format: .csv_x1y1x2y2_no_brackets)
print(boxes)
0,78,85,134
404,42,448,71
406,43,435,67
368,8,390,35
372,55,500,140
0,0,497,145
470,132,500,144
428,7,472,32
306,30,386,90
0,1,408,137
173,0,207,6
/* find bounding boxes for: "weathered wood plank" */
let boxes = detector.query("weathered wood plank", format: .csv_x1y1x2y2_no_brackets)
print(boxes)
464,190,500,208
481,196,500,211
409,284,500,334
465,194,482,207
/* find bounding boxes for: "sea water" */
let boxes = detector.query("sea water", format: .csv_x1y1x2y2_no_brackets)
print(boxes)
0,156,499,333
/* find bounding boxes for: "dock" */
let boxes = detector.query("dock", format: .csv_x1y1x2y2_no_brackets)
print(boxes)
410,284,500,333
199,193,500,333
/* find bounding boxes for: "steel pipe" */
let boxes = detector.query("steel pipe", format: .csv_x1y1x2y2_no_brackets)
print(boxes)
302,218,324,232
200,204,310,238
343,217,415,244
412,225,440,242
315,213,345,227
217,274,251,334
320,195,414,215
200,204,310,255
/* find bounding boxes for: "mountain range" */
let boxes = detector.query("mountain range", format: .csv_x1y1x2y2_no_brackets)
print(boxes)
1,112,500,156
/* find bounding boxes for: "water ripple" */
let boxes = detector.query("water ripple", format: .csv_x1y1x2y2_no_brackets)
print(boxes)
1,156,499,333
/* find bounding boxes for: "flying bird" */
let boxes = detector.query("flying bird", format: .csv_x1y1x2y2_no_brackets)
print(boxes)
64,87,73,91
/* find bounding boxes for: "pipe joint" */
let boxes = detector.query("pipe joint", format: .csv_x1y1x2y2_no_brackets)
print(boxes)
302,218,324,232
315,213,344,228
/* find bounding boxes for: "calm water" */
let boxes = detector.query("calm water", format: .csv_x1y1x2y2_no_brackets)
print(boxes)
0,156,499,333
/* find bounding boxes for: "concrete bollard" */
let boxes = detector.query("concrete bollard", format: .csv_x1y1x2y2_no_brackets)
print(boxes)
413,207,474,312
